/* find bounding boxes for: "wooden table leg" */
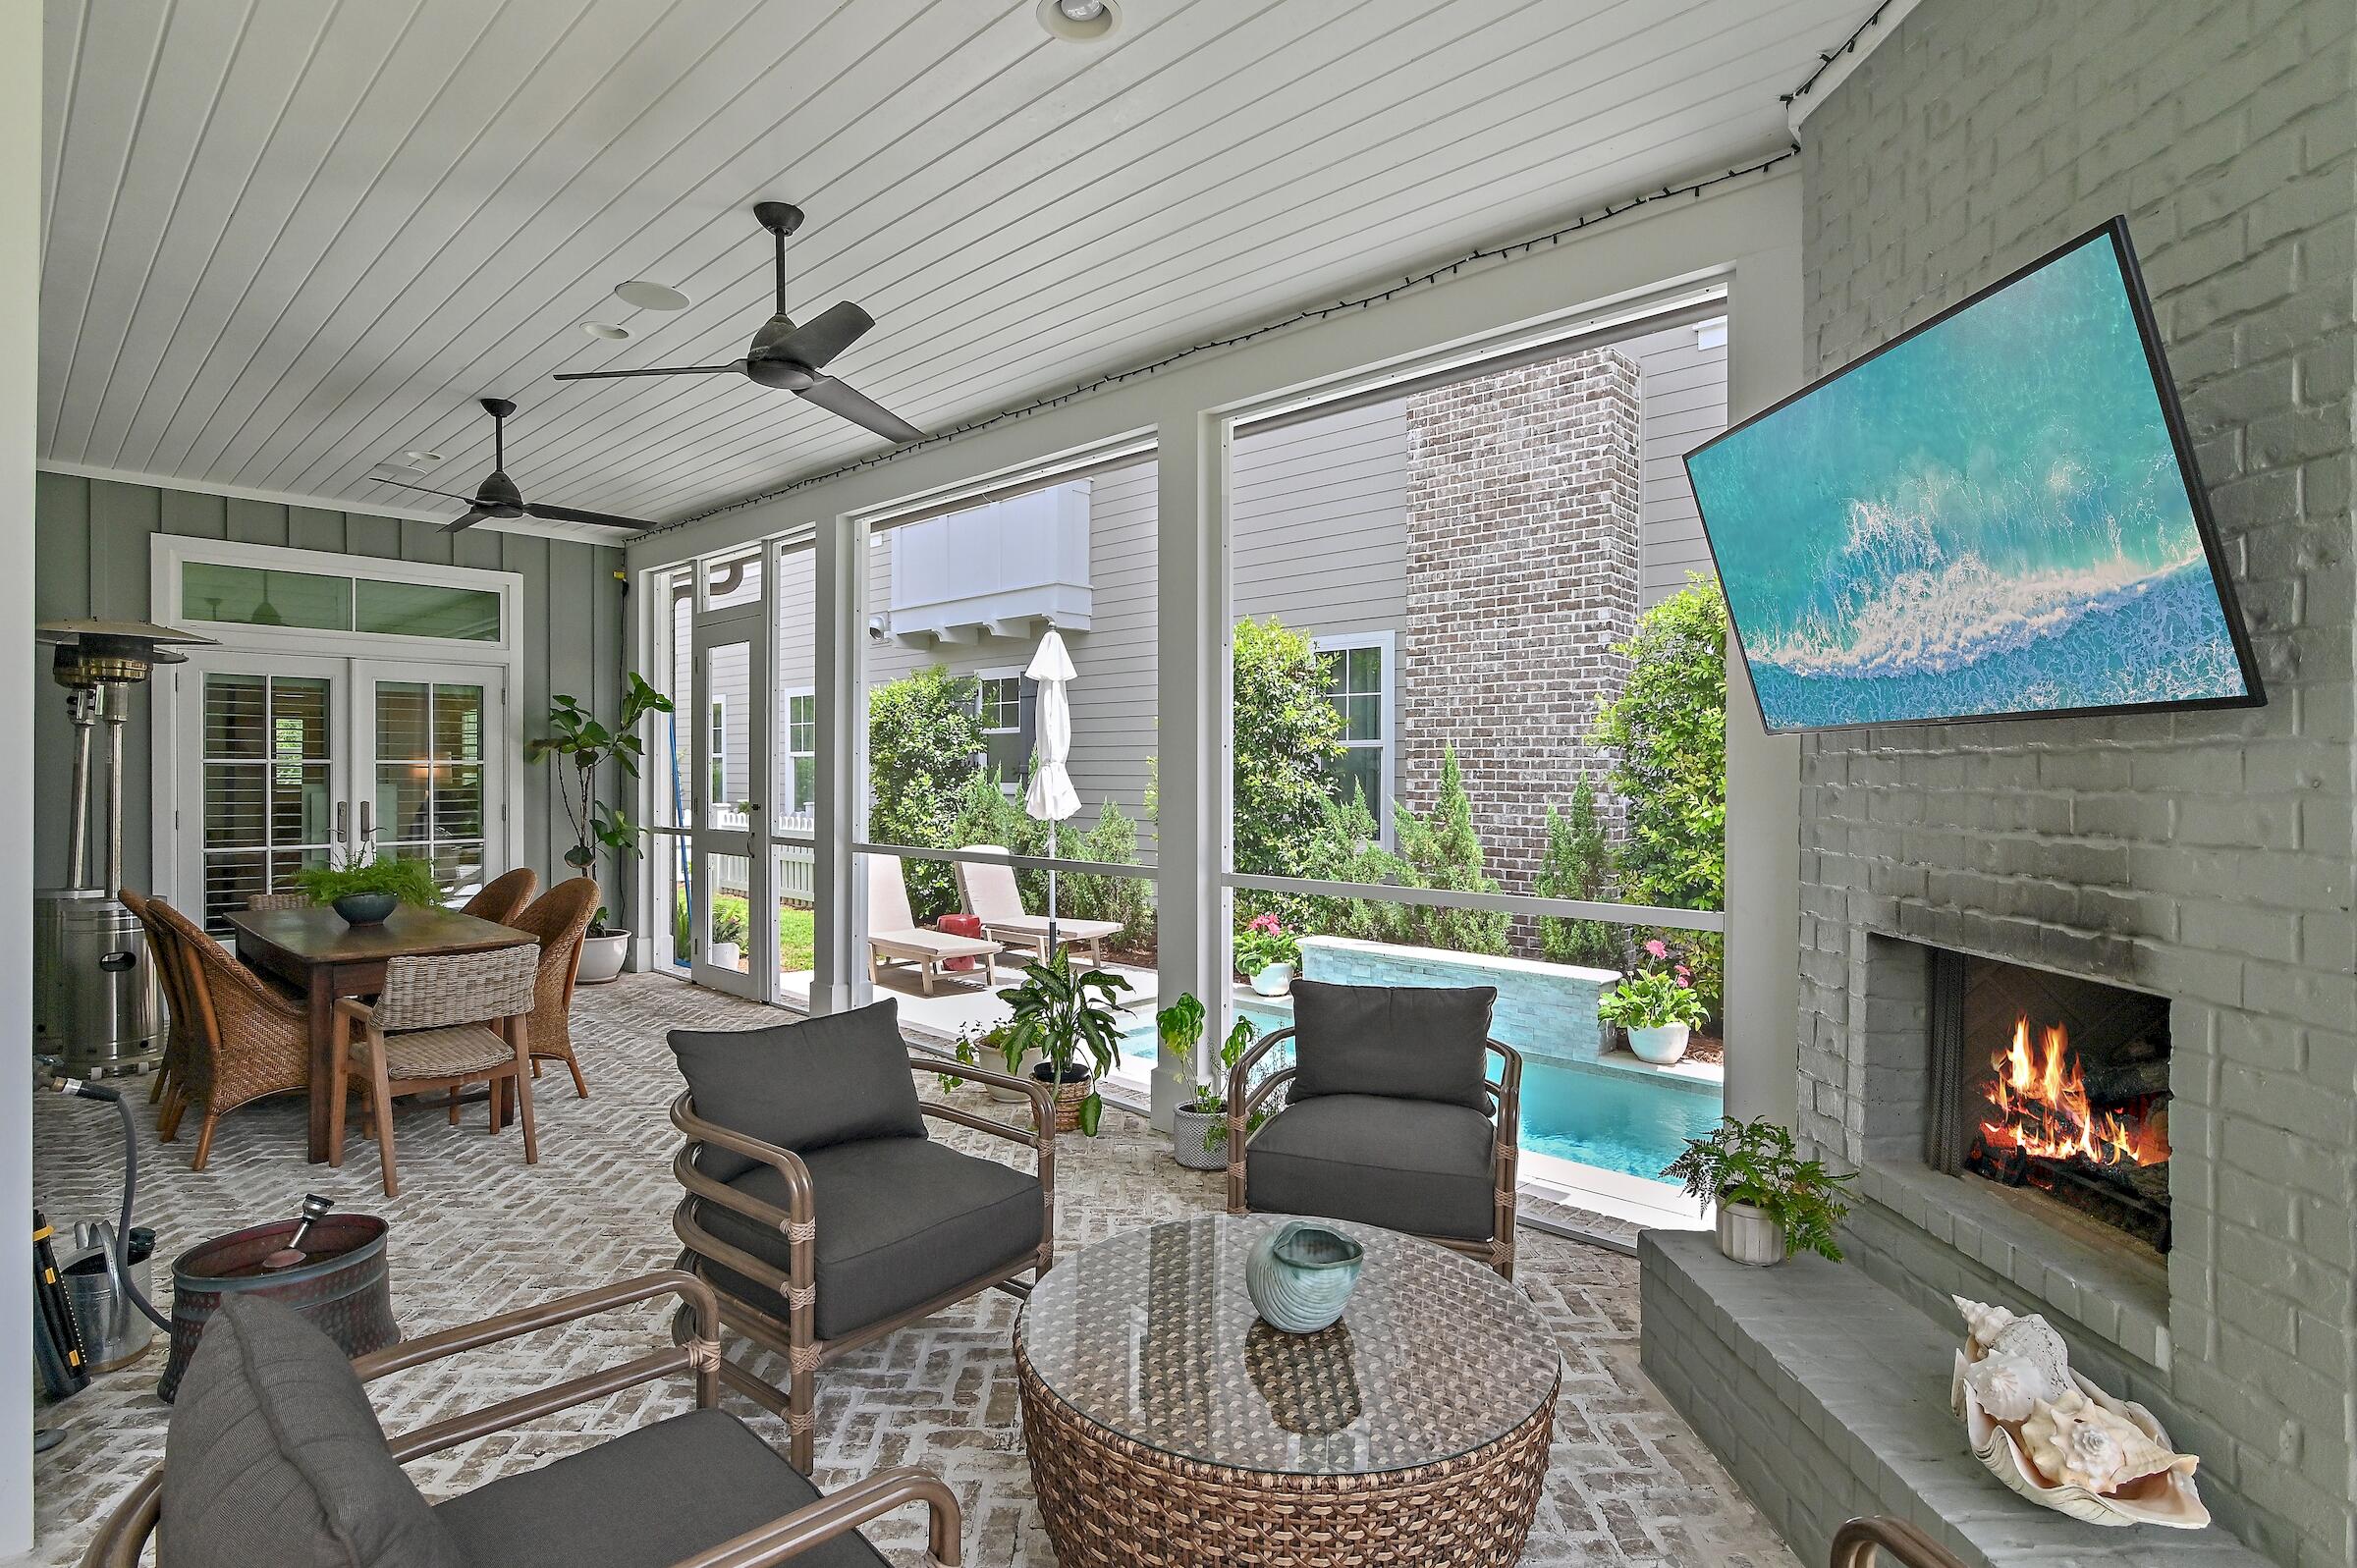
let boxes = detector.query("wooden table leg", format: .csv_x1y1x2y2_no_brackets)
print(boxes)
306,969,338,1163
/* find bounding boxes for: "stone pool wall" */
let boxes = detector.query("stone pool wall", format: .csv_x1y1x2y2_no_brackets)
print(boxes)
1298,936,1615,1066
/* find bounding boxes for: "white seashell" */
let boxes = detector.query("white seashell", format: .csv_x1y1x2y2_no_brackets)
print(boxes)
1952,1295,2018,1353
2021,1388,2193,1495
1981,1314,2072,1403
1961,1354,2045,1423
1952,1353,2208,1529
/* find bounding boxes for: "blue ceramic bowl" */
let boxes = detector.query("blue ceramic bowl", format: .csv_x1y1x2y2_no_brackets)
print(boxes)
331,892,399,926
1245,1220,1365,1333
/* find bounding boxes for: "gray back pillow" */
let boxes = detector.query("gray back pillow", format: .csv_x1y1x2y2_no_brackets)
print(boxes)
669,999,925,1181
162,1294,466,1568
1288,978,1497,1109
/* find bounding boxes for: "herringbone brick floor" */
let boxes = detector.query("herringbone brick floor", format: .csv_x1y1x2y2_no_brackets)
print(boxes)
30,975,1794,1567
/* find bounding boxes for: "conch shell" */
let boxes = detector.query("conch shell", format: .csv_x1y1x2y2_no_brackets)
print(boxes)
1959,1354,2046,1423
1952,1295,2018,1353
2020,1388,2197,1494
1980,1314,2072,1406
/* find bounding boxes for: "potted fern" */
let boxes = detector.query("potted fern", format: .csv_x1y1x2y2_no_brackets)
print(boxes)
997,947,1130,1136
1662,1116,1854,1266
297,850,440,927
528,672,673,982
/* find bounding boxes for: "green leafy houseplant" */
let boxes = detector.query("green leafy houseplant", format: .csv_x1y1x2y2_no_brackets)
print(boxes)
296,850,441,909
1155,992,1206,1061
528,672,674,936
997,947,1131,1137
1194,1016,1273,1152
1661,1117,1854,1263
1596,941,1710,1031
1233,913,1300,975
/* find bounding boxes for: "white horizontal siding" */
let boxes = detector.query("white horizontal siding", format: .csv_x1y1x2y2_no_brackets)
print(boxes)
1624,317,1729,607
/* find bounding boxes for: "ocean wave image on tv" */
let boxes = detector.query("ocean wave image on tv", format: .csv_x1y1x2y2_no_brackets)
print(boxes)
1686,231,2252,730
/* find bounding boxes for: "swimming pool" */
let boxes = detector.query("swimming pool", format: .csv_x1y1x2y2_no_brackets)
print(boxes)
1121,1006,1718,1186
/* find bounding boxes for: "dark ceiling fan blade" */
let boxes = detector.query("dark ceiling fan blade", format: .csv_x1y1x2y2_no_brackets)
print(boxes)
522,501,655,531
441,508,496,534
369,475,485,504
795,376,924,443
771,301,873,372
551,361,746,381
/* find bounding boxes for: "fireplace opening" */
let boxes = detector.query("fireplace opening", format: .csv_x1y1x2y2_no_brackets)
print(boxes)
1924,951,2170,1254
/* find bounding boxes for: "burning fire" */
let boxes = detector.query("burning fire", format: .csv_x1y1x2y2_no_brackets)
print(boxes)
1980,1016,2169,1167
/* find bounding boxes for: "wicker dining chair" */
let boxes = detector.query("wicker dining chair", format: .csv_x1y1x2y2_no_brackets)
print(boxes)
144,901,314,1170
245,892,312,912
461,866,540,927
119,890,194,1109
510,876,601,1098
329,943,540,1198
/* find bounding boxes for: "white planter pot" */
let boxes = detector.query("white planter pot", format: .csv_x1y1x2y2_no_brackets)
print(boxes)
709,941,741,971
1170,1106,1230,1170
1627,1022,1690,1064
987,1047,1043,1103
1248,961,1295,997
1717,1202,1785,1267
575,931,629,985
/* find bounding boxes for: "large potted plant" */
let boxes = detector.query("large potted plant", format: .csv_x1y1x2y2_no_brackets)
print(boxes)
1153,992,1206,1137
1170,1016,1267,1171
528,672,673,982
1596,938,1709,1063
1662,1116,1853,1267
1234,913,1300,997
296,850,440,927
997,947,1130,1136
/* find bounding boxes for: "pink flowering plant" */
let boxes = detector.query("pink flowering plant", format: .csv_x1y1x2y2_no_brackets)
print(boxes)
1233,911,1301,973
1596,938,1710,1032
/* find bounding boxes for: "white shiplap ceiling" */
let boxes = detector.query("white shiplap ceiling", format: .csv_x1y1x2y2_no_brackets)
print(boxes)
40,0,1874,536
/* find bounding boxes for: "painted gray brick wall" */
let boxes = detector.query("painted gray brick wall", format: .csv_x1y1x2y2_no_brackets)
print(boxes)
1794,3,2357,1564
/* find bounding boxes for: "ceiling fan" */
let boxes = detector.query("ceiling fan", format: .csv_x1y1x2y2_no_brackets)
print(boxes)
369,399,657,533
551,200,924,444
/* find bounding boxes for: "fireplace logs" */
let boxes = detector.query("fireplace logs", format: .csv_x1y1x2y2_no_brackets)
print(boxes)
1965,1015,2171,1253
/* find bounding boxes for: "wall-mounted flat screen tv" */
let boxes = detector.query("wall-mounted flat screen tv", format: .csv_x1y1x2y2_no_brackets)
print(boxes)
1685,218,2264,733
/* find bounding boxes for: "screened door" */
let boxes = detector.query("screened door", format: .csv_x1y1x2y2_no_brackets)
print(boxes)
356,662,506,904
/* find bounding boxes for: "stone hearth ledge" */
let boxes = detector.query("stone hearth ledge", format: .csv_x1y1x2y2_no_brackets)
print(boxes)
1638,1230,2269,1568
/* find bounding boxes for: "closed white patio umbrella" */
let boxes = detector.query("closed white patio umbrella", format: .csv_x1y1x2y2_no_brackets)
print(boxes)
1023,626,1081,954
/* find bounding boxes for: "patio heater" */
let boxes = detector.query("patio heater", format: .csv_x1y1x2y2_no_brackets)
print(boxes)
33,619,216,1078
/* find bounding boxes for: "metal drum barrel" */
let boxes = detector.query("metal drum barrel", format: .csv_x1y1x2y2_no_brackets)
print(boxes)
158,1214,398,1402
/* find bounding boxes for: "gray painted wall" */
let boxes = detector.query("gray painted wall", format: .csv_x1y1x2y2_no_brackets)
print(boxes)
32,472,631,920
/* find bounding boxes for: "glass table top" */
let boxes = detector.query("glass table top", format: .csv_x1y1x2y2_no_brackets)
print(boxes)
1015,1215,1561,1476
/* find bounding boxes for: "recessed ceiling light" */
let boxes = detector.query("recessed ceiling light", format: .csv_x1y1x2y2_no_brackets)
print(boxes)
1037,0,1118,40
401,450,443,464
583,321,631,340
613,280,689,311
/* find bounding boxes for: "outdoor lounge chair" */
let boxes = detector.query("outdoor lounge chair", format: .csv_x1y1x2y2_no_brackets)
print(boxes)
864,854,999,995
1227,977,1523,1278
953,845,1121,968
669,999,1055,1473
82,1271,962,1568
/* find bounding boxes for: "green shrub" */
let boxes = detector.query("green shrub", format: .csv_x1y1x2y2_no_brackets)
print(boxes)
868,667,983,919
1353,746,1508,955
1231,616,1343,881
1593,575,1727,1014
1535,779,1624,971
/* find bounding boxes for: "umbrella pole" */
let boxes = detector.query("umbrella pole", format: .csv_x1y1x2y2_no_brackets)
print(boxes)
1046,821,1059,959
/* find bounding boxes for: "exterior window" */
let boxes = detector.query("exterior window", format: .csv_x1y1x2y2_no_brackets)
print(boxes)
708,696,728,808
1317,637,1390,833
976,673,1032,786
786,691,816,814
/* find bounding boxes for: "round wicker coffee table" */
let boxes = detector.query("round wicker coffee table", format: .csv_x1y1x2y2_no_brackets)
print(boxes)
1014,1215,1560,1567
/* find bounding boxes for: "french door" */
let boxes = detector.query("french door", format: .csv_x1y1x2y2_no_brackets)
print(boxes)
687,583,773,999
167,651,509,932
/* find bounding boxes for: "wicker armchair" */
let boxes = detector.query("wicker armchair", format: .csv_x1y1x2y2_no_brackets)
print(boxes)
511,877,600,1098
330,944,541,1197
1225,981,1522,1279
145,900,313,1170
245,892,312,912
119,890,195,1110
81,1271,963,1568
670,1002,1057,1472
461,866,540,927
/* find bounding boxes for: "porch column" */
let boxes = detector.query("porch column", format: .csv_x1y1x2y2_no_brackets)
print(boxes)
809,514,859,1015
1154,411,1228,1129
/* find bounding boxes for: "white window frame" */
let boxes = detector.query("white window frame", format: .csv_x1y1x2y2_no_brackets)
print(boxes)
782,686,817,816
1311,630,1397,848
707,693,730,810
153,536,522,662
974,665,1026,794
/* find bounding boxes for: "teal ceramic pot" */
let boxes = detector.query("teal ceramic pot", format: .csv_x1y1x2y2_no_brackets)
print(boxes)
1245,1220,1365,1333
331,892,398,926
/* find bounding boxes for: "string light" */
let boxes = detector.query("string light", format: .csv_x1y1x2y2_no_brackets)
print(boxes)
678,21,1878,531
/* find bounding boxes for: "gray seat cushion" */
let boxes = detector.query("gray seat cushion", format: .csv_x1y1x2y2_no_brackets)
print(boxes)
1243,1093,1498,1241
433,1407,885,1568
669,1000,924,1181
162,1295,466,1568
1288,979,1497,1109
694,1136,1043,1341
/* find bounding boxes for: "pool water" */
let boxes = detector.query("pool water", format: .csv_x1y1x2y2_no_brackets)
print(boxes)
1124,1007,1718,1186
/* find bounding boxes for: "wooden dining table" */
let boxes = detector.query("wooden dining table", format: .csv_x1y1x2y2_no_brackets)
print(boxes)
226,903,538,1163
